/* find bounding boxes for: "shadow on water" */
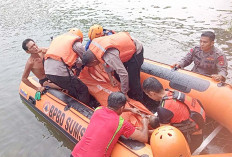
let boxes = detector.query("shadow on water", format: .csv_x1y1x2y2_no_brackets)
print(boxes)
21,100,75,150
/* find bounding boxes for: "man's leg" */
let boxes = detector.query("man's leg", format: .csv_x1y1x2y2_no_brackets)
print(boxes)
70,76,90,105
46,75,90,105
126,50,144,102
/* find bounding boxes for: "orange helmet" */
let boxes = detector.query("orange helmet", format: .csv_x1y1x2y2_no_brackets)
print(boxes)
88,24,103,40
150,125,191,157
69,28,83,43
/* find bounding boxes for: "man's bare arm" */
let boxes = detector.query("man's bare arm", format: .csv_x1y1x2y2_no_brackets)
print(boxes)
129,116,149,143
21,60,44,92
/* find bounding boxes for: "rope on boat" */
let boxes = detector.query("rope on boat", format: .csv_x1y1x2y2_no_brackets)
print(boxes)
192,125,223,155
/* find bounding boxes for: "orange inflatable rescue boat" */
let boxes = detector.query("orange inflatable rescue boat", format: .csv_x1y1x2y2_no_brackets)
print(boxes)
19,59,232,157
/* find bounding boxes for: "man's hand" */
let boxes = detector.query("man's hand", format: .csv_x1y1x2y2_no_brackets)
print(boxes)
171,63,181,68
37,86,45,93
35,86,46,101
110,77,119,87
130,108,141,115
107,72,119,87
123,107,142,115
211,74,224,82
141,114,149,126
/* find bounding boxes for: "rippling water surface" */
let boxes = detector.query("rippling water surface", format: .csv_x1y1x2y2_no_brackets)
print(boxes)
0,0,232,156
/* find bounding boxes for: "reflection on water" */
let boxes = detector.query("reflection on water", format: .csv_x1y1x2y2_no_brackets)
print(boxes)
23,101,75,149
0,0,232,156
201,118,232,154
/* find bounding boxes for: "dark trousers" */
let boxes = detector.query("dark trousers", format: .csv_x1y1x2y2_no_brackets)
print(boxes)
115,48,144,102
46,74,90,105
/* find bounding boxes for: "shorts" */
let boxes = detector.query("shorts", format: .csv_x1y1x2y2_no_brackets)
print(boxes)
39,77,49,86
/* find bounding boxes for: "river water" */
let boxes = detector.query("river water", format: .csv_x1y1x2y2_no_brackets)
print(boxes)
0,0,232,156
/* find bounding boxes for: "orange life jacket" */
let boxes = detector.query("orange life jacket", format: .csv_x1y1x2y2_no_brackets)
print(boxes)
45,33,80,67
161,90,206,130
89,32,136,63
79,65,153,127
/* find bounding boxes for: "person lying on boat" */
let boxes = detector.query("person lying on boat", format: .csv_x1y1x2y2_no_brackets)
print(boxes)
82,32,144,103
79,63,153,127
44,28,90,105
172,31,228,82
71,92,149,157
142,77,206,153
21,39,61,93
85,24,116,51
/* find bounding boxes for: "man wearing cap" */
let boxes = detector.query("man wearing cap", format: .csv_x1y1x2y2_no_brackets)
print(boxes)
172,31,228,82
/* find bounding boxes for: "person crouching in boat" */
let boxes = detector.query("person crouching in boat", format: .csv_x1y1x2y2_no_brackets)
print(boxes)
71,92,149,157
44,28,90,105
82,32,144,103
21,39,61,92
142,77,206,153
85,24,116,51
172,31,228,82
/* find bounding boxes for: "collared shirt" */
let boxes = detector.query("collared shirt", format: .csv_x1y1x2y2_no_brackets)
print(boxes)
178,46,228,78
102,37,143,93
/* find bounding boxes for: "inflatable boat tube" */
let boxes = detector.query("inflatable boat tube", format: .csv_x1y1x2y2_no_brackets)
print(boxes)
19,59,232,156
